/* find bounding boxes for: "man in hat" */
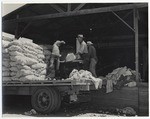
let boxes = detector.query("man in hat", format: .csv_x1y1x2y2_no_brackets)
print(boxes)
87,41,98,77
76,34,89,70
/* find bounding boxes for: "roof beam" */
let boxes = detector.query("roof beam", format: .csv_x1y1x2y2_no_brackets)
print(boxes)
3,3,148,23
67,4,71,12
73,3,86,11
50,4,65,13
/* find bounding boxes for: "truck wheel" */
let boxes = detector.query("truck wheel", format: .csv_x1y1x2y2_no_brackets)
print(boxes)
52,88,61,112
31,87,55,114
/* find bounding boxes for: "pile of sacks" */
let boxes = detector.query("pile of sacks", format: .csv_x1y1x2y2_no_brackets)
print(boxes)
67,69,102,89
2,37,14,81
106,66,138,93
7,39,47,81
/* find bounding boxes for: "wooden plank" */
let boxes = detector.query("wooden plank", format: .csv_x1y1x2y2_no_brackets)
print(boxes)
74,3,86,11
134,8,139,82
67,4,71,12
50,4,65,13
3,3,148,23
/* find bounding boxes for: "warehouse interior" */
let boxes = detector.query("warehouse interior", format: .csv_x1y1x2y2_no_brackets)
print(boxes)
2,3,148,81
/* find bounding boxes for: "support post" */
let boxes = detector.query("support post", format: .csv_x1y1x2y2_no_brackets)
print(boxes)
15,15,19,39
134,8,139,82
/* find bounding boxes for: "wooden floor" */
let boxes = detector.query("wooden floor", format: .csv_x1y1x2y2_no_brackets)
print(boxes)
89,83,148,116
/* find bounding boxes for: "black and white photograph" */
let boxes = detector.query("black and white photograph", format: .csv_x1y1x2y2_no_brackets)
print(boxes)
1,1,149,117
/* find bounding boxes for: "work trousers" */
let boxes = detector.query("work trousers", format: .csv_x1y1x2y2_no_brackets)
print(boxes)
89,58,97,77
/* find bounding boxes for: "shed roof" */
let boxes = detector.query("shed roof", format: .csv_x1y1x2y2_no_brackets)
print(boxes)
2,3,148,44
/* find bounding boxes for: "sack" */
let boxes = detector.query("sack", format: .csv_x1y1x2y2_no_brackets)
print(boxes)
2,60,10,67
31,63,47,69
2,36,14,42
13,56,38,65
10,72,17,76
2,66,9,71
40,69,47,75
2,76,11,81
9,51,24,56
2,48,8,53
8,45,23,52
66,53,76,62
2,40,10,48
10,66,18,72
2,71,10,76
2,53,10,59
24,53,38,60
10,61,18,66
37,54,45,59
17,65,31,70
20,69,34,76
21,75,36,81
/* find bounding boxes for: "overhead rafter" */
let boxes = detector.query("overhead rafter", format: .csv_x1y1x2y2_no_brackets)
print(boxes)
50,4,65,13
3,3,148,23
74,3,86,11
67,4,71,12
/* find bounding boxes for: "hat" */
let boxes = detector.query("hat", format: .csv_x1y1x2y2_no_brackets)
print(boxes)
78,34,84,38
87,41,93,45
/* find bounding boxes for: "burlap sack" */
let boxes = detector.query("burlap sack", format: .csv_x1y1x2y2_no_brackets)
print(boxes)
31,63,47,69
2,60,10,67
10,66,18,72
2,53,10,59
17,65,31,70
9,51,24,56
2,76,11,81
2,71,10,76
10,61,18,66
10,72,17,76
13,56,38,65
8,45,23,52
2,66,9,71
2,40,10,48
20,69,34,76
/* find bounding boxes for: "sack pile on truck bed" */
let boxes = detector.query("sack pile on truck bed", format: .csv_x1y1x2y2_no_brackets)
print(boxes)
7,40,47,81
105,66,139,93
67,69,103,89
2,37,14,81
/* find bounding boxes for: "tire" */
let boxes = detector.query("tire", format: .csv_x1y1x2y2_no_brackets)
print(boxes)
52,88,61,112
31,87,55,114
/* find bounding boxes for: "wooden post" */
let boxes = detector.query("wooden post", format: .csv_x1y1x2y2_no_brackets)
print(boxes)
15,15,19,39
134,8,139,82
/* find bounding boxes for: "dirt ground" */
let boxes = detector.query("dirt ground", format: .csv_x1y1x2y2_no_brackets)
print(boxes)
2,95,126,117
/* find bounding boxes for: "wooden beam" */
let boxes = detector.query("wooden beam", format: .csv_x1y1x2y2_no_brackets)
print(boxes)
17,22,32,39
14,15,19,39
74,3,86,11
134,8,139,82
67,4,71,12
3,3,148,23
112,11,135,32
50,4,65,13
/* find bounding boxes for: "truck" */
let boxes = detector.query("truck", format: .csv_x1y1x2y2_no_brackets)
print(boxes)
2,78,95,114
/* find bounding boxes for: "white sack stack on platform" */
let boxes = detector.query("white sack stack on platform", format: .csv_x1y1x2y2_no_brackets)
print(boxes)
7,39,47,81
2,36,14,81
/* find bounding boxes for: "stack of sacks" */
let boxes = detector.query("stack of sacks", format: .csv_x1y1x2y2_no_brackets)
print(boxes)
67,69,102,89
106,66,139,93
39,45,52,75
8,40,47,81
2,36,14,81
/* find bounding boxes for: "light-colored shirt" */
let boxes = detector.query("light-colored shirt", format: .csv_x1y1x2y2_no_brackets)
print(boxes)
76,40,88,54
52,44,60,57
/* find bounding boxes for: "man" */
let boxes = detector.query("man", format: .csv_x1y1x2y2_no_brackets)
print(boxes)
87,41,98,77
76,34,89,70
49,40,65,78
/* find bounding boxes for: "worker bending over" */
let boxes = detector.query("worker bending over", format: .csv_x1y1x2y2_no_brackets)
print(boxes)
49,40,65,77
87,41,98,77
